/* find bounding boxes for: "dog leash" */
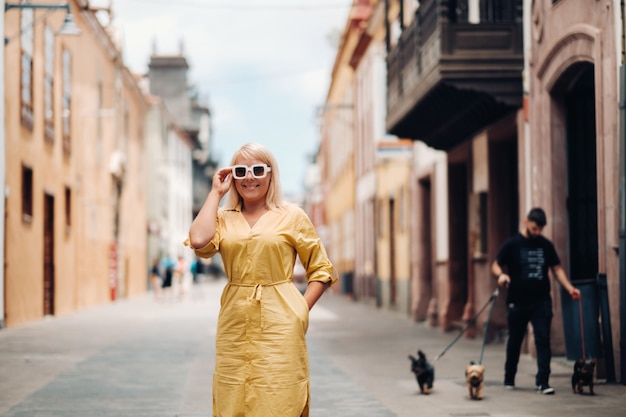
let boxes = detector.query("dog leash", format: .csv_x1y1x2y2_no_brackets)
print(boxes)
478,287,499,365
434,288,499,361
578,297,586,360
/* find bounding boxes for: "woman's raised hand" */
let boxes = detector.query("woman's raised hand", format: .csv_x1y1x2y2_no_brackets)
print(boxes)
213,167,233,196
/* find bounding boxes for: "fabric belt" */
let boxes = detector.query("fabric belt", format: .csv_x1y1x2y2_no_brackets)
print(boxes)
228,279,292,328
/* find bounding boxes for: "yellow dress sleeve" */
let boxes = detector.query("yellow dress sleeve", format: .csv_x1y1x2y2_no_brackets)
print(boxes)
293,207,337,285
183,212,222,258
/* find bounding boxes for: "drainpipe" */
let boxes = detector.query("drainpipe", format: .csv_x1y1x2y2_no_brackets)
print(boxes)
0,0,5,328
619,64,626,385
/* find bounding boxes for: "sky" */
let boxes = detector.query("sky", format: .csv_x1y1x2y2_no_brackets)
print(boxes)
111,0,353,196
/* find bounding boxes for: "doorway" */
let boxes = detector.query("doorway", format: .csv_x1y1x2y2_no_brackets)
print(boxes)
448,162,468,330
416,178,433,323
43,193,55,316
563,64,598,281
389,197,397,306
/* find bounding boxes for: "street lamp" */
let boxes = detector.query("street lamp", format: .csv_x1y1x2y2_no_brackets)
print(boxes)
4,2,81,45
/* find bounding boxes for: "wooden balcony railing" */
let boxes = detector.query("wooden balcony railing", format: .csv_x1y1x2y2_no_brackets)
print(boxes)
386,0,523,150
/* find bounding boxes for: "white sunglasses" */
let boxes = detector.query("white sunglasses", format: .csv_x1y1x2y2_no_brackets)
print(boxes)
231,164,272,179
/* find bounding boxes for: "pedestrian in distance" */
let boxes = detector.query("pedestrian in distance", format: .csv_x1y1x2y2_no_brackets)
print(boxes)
160,254,175,302
186,142,336,417
174,255,187,299
150,258,163,301
190,258,199,283
491,207,581,395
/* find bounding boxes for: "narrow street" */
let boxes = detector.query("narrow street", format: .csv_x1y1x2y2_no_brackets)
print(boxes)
0,278,624,417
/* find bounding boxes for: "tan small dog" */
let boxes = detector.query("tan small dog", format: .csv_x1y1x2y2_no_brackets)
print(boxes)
465,361,485,400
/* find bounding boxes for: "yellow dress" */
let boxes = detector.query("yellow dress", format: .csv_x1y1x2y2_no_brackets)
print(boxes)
188,204,335,417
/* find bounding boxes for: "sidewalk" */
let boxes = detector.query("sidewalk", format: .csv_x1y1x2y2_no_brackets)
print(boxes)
310,290,626,417
0,277,624,417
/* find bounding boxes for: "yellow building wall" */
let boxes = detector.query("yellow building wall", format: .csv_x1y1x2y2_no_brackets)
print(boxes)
326,167,355,274
4,6,74,325
375,155,411,311
119,86,148,298
4,2,147,327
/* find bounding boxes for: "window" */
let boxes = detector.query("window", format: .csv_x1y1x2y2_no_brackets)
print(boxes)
20,6,34,129
62,49,72,153
22,165,33,221
64,186,71,229
44,26,55,141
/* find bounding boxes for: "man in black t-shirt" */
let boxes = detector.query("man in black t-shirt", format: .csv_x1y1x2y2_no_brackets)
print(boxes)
491,207,581,395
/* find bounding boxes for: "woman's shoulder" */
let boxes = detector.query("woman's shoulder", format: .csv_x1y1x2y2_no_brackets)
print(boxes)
275,203,307,217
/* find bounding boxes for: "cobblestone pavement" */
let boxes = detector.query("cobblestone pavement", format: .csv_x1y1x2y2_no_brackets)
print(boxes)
0,277,624,417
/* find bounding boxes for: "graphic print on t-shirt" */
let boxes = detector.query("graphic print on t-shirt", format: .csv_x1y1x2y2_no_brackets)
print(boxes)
520,247,545,280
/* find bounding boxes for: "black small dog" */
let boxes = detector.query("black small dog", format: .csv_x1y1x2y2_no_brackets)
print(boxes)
408,350,435,394
571,358,596,395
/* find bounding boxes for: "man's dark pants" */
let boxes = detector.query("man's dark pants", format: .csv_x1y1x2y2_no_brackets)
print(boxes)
504,298,553,387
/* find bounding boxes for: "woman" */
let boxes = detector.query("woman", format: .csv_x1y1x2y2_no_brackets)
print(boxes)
186,143,336,417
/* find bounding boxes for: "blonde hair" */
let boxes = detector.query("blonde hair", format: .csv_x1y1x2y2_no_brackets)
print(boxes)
223,143,286,210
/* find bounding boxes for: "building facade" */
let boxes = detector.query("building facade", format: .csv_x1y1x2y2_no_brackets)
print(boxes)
374,140,413,313
379,0,624,381
143,96,194,280
351,0,391,305
317,1,368,293
3,0,148,327
385,0,524,337
146,52,211,275
525,0,622,381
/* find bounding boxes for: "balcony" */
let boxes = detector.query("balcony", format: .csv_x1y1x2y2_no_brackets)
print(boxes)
386,0,523,150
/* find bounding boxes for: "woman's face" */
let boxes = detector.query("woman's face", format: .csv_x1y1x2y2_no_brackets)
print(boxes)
232,157,271,205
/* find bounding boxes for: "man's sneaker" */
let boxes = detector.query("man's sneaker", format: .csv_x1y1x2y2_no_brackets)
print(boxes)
503,382,515,390
536,385,555,395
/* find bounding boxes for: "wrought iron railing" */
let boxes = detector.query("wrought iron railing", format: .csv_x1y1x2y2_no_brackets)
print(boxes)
386,0,523,129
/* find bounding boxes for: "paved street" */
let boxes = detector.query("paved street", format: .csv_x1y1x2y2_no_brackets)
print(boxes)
0,277,624,417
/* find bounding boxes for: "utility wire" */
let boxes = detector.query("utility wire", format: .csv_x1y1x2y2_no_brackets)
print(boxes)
124,0,352,11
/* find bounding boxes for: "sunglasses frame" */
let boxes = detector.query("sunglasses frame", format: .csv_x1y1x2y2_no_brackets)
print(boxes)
231,164,272,179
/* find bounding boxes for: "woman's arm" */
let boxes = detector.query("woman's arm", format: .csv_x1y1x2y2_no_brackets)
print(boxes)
292,207,336,309
188,167,232,248
303,281,330,310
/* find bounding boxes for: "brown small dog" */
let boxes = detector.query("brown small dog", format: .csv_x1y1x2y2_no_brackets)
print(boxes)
571,358,596,395
465,361,485,400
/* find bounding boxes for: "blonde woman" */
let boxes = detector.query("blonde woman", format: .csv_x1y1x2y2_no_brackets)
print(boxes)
186,143,336,416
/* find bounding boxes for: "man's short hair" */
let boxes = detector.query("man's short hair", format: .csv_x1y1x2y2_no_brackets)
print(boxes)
527,207,547,227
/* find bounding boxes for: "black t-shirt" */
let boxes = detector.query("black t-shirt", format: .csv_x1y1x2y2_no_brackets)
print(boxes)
495,233,560,306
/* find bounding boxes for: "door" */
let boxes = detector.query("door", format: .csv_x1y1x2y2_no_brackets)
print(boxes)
448,163,468,330
565,64,598,281
43,193,55,316
389,197,397,306
417,178,433,322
